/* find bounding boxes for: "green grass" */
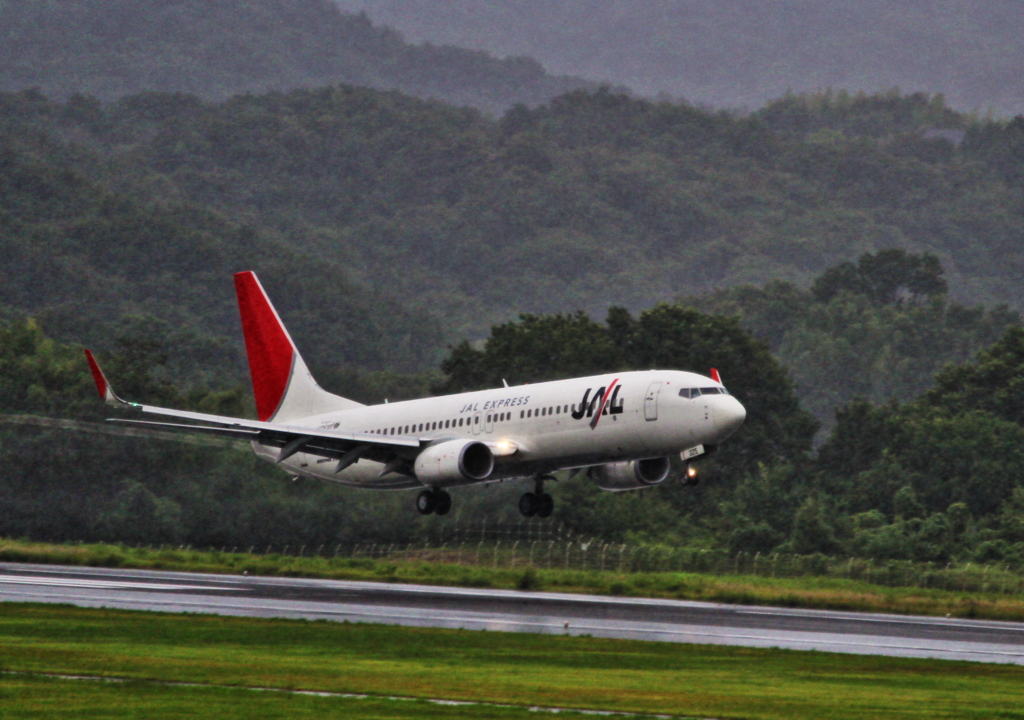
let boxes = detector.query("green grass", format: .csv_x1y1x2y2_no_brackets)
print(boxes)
0,674,562,720
2,603,1024,719
4,537,1024,621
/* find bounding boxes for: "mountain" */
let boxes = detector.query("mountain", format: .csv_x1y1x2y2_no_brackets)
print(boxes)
336,0,1024,117
0,0,598,114
0,95,443,386
4,85,1024,372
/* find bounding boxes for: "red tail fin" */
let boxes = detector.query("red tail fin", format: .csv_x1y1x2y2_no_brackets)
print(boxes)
710,368,722,384
234,272,296,421
234,272,363,421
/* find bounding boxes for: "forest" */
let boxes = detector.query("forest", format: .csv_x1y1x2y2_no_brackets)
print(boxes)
3,86,1024,383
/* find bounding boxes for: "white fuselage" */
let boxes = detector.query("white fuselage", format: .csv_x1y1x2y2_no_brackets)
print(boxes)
252,370,746,489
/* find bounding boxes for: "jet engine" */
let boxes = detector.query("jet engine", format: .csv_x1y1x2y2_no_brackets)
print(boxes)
414,439,494,484
590,457,671,492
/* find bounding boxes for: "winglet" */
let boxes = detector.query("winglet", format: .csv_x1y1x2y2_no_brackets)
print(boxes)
83,349,133,407
710,368,722,384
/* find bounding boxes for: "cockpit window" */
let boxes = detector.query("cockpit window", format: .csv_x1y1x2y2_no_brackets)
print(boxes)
681,386,728,398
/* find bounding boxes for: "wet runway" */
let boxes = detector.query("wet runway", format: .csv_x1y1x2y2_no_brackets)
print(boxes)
3,562,1024,664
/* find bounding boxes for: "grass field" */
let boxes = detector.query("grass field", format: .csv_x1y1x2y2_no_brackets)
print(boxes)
2,603,1024,719
3,537,1024,622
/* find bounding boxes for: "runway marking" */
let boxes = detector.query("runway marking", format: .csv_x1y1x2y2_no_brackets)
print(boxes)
1,671,677,719
0,575,232,592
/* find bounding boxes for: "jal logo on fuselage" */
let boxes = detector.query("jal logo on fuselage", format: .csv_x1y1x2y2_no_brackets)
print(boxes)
572,379,624,429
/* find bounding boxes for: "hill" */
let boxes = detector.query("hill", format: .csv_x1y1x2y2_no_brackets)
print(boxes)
4,85,1024,384
0,94,442,386
0,0,597,114
340,0,1024,117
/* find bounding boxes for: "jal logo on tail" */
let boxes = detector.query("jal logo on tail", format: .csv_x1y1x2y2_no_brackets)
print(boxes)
571,379,624,429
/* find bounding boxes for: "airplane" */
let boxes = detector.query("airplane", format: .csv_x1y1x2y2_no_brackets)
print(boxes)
84,271,746,518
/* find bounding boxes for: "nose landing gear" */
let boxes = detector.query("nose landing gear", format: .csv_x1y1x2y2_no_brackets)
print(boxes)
519,475,555,518
416,488,452,515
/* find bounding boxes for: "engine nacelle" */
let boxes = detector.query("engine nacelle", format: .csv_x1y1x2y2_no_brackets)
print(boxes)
414,439,494,484
590,457,671,492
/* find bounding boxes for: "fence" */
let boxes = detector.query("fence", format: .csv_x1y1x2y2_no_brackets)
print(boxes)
103,535,1024,596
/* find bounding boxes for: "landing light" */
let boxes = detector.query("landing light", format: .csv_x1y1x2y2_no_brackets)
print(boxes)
681,464,700,487
490,440,518,456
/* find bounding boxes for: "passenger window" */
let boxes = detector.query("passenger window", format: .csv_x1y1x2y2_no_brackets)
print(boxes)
520,410,524,419
474,416,479,424
679,389,691,399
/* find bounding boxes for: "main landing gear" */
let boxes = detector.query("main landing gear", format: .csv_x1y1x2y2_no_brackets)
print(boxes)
416,488,452,516
519,476,554,518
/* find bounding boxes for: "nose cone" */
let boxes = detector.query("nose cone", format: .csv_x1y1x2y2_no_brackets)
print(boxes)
712,395,746,441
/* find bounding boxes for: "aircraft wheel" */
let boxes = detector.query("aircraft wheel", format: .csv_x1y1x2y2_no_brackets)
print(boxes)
536,493,554,518
433,490,452,516
519,492,538,517
416,489,436,515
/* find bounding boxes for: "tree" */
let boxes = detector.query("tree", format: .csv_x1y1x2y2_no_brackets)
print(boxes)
811,249,947,305
925,326,1024,425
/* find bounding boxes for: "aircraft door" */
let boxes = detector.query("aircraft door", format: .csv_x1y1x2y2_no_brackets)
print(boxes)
645,382,661,421
472,411,482,435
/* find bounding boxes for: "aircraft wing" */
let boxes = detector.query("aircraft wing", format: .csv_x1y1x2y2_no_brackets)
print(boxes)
85,350,421,467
